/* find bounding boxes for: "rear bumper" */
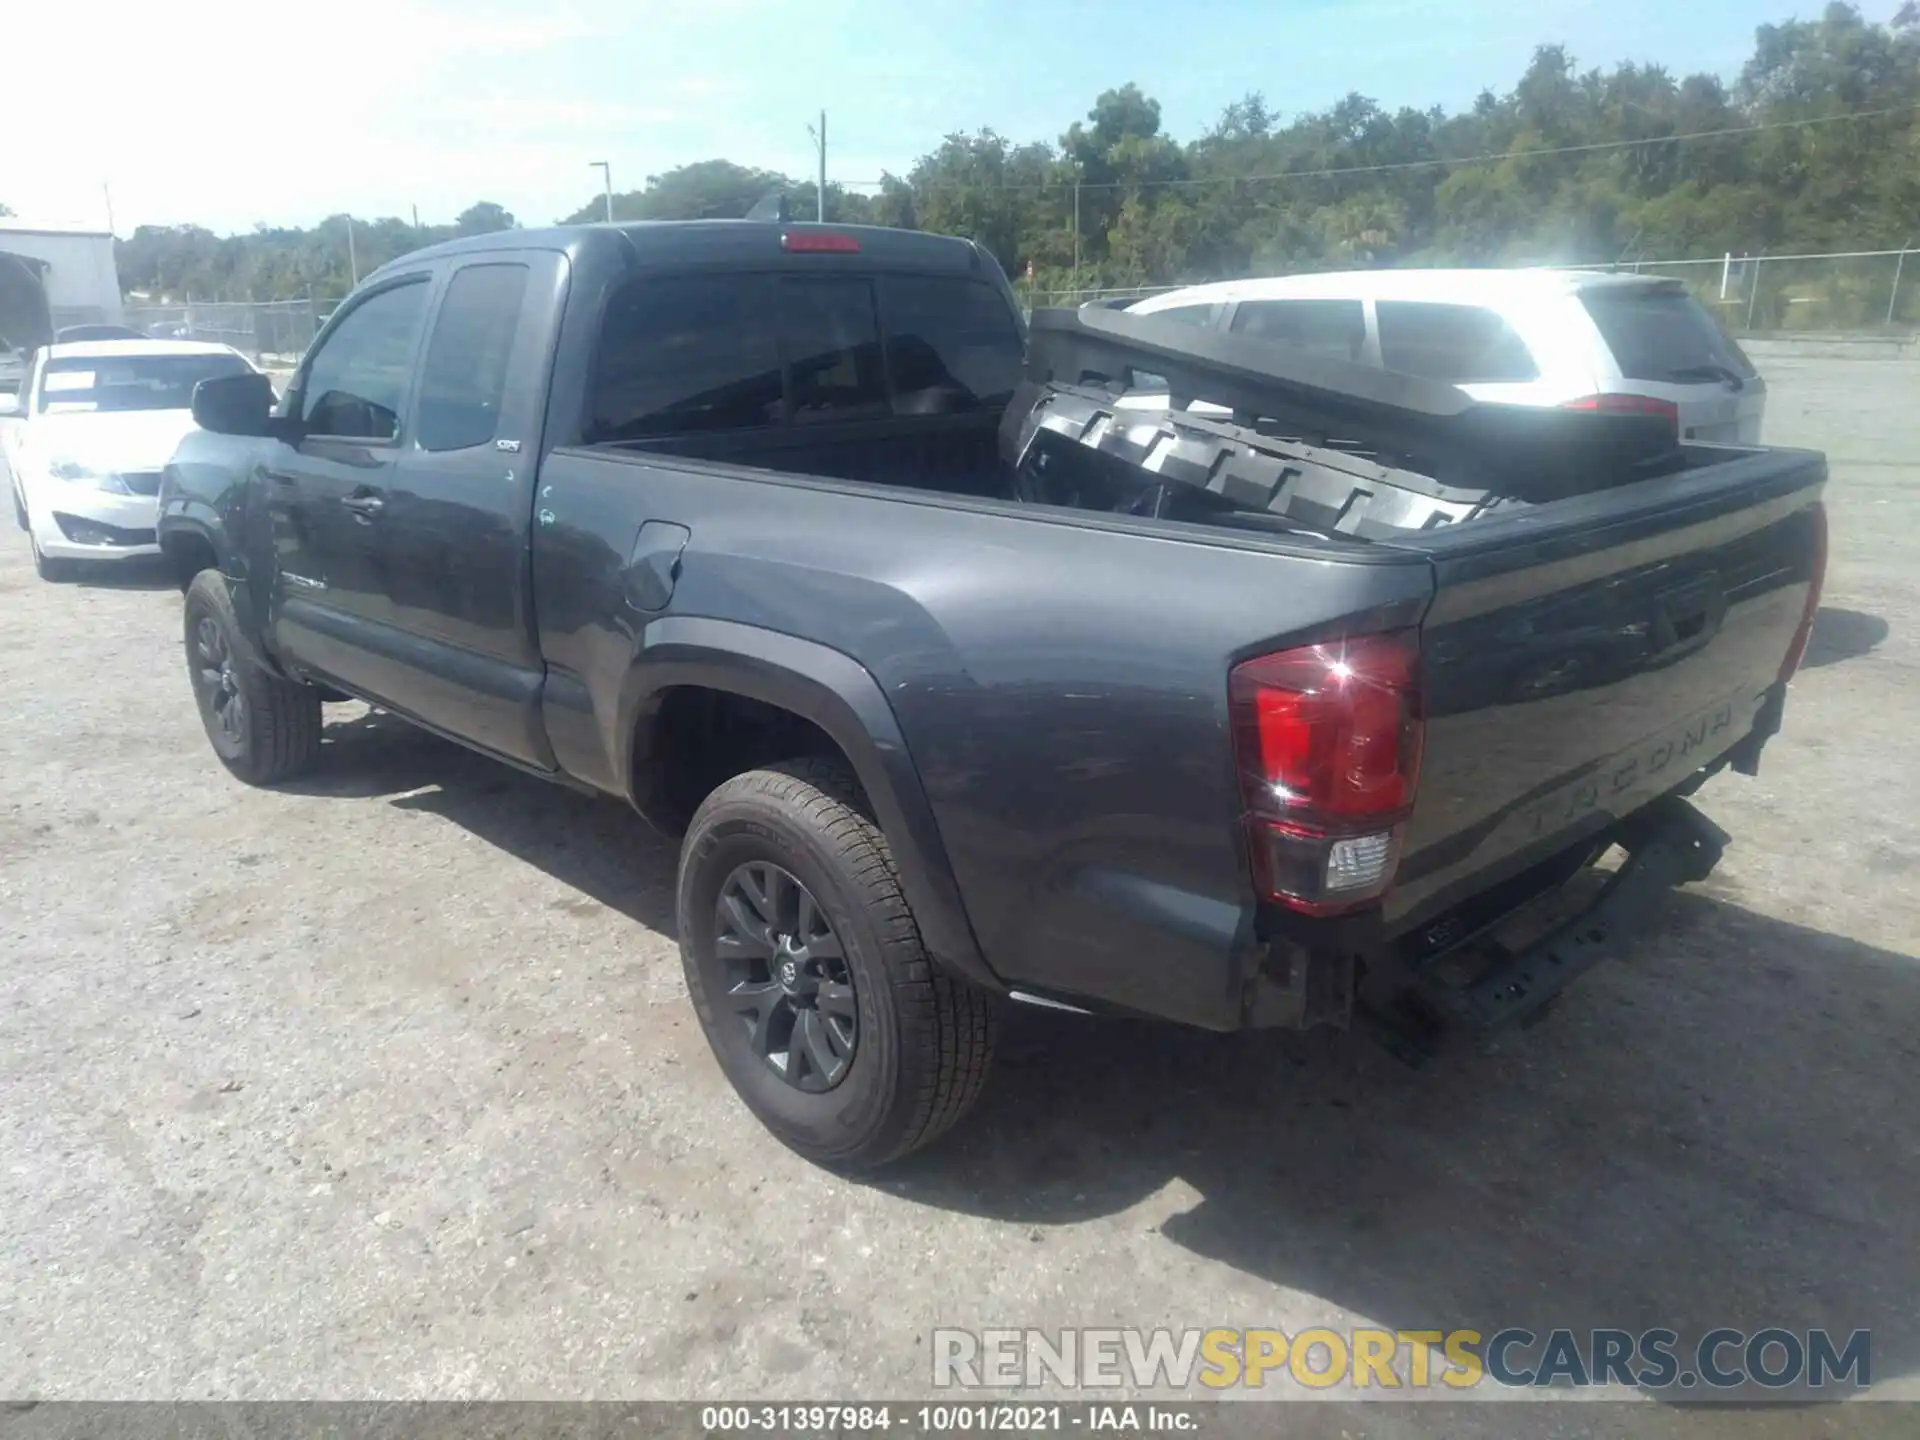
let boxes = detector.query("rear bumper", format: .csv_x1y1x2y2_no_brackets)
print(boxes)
1240,793,1731,1050
1407,795,1727,1030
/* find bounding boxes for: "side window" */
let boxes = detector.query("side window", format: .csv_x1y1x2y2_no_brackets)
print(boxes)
882,276,1023,415
300,280,430,439
782,278,887,423
1375,301,1539,384
415,264,529,452
589,275,781,441
1143,303,1218,328
1230,299,1367,361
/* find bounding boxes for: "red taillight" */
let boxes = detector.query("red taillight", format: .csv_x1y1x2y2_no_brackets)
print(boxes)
1229,631,1425,915
1778,502,1829,683
1562,392,1680,432
780,230,861,254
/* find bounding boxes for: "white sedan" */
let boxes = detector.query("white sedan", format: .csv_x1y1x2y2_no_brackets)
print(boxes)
2,339,257,580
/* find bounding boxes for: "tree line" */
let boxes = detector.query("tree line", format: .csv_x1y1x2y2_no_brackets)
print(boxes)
109,4,1920,311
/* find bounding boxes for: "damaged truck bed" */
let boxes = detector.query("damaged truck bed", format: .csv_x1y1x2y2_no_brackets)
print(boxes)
1003,304,1707,539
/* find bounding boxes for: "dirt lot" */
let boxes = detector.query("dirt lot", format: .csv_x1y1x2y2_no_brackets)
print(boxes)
1,357,1916,1417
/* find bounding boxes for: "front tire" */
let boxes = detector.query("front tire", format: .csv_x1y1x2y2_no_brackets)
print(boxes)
183,569,322,784
31,534,76,583
677,758,996,1168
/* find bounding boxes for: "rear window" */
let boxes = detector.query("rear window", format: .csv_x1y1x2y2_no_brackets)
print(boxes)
784,278,889,424
1579,286,1758,382
1231,299,1367,362
589,276,783,441
885,276,1023,411
38,352,252,414
1376,302,1539,383
588,273,1023,442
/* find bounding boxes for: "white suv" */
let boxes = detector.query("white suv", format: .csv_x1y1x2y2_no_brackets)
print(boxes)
1125,268,1765,443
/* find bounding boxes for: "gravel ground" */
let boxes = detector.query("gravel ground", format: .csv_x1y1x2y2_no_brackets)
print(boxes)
1,358,1916,1421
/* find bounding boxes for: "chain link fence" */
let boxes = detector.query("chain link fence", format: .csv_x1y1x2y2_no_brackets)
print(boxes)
1618,250,1917,334
122,298,320,366
1019,250,1920,336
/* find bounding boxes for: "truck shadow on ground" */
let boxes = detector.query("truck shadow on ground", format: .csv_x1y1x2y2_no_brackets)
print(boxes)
57,556,178,591
285,708,1918,1400
892,890,1920,1401
1804,606,1889,669
285,707,682,937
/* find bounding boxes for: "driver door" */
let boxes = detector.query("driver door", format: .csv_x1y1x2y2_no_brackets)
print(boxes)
266,273,435,698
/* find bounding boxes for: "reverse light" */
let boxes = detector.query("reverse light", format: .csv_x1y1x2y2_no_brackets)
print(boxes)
1778,502,1829,684
780,230,861,254
1229,632,1425,915
49,457,132,494
1561,392,1680,434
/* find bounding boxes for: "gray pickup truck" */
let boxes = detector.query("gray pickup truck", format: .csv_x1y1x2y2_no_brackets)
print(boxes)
159,220,1827,1167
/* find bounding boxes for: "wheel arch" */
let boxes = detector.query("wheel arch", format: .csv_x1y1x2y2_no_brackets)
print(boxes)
157,518,221,592
620,616,1000,993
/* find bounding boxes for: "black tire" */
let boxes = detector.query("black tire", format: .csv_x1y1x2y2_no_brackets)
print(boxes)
31,534,76,583
183,569,323,784
677,757,996,1168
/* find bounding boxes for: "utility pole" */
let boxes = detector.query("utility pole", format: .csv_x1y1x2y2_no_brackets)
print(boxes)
806,113,828,222
1072,175,1081,292
412,203,420,232
345,214,358,287
102,182,116,236
591,161,613,223
1888,240,1911,327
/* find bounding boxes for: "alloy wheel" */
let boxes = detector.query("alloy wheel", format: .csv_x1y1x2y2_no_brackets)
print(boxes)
192,615,248,747
713,860,858,1092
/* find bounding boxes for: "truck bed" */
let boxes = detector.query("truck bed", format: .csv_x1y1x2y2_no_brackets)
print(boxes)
542,403,1823,1031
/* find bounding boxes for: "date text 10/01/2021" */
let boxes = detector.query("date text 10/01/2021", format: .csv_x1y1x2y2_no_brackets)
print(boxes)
699,1406,1197,1432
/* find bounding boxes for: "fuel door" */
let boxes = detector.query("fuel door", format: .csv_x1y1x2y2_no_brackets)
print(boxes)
625,520,691,612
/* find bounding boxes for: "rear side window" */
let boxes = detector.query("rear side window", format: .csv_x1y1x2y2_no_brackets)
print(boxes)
590,276,783,441
1231,299,1367,362
1375,301,1539,383
783,278,888,423
884,276,1022,412
416,263,528,452
1141,303,1218,328
1579,287,1758,381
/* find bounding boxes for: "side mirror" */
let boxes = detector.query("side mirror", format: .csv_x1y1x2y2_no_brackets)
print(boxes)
0,392,20,418
191,371,278,437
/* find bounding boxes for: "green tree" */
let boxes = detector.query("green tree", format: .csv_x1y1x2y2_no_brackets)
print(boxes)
454,201,516,236
106,6,1920,310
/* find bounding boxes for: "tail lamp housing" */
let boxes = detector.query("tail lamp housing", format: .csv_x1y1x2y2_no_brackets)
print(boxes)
1229,631,1425,915
1562,392,1680,435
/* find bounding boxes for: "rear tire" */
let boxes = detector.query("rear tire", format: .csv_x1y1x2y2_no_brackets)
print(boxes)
677,757,996,1168
183,569,322,784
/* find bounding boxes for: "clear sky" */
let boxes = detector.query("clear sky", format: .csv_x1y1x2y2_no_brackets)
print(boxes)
5,0,1905,235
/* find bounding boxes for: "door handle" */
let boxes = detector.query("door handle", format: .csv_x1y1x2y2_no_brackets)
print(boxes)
341,493,385,520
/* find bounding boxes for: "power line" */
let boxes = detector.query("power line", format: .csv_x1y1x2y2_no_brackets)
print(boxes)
832,98,1920,197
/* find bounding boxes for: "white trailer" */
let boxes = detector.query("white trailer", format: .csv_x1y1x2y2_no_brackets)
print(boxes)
0,221,124,332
